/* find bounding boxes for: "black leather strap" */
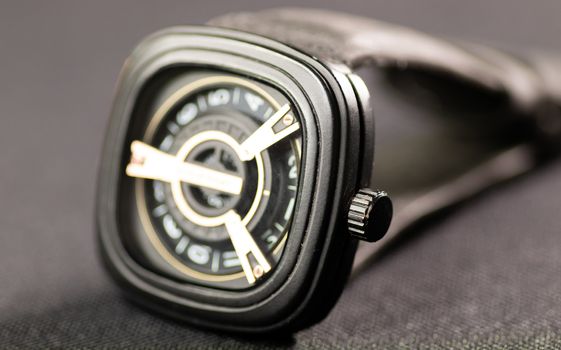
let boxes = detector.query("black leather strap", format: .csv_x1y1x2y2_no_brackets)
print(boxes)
210,8,561,122
209,8,561,274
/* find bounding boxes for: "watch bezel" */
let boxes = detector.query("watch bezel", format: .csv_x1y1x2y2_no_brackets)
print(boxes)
96,26,364,332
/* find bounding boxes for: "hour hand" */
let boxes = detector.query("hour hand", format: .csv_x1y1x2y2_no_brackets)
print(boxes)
126,141,243,195
239,104,299,161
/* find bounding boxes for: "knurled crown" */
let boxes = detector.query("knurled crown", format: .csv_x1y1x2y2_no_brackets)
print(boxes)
347,189,392,242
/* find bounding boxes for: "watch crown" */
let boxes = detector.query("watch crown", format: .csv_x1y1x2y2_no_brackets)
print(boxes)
347,189,393,242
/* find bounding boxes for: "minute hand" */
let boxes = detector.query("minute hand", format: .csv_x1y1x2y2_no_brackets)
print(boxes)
239,104,299,161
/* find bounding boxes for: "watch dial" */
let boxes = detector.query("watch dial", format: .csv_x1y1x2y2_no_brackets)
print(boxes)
122,73,302,289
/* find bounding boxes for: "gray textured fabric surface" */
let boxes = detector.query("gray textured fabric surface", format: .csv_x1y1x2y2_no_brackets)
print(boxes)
1,1,561,348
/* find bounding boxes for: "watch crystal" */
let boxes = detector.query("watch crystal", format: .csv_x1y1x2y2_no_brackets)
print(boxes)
123,73,302,289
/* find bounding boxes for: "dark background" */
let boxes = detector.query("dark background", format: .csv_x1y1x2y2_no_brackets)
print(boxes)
1,1,561,348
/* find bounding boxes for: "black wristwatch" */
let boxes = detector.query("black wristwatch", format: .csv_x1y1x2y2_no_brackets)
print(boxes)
96,8,561,334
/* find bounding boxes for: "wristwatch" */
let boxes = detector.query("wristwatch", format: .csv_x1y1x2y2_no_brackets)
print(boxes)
96,8,561,334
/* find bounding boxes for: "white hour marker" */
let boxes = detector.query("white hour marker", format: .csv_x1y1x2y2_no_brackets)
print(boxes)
187,244,211,265
208,88,230,106
284,198,295,221
159,135,174,151
167,122,180,135
176,103,197,125
153,181,165,202
152,204,168,217
197,95,207,111
232,87,240,104
211,251,220,272
175,236,189,254
244,92,264,112
223,251,240,268
263,107,273,119
163,214,182,239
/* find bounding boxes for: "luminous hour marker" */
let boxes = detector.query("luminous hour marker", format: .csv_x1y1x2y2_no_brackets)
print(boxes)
284,198,295,221
159,135,174,151
153,181,165,202
176,103,197,125
263,190,271,196
175,236,189,254
263,107,273,119
244,92,264,112
287,185,297,191
223,251,240,268
197,95,207,111
188,244,211,265
208,88,230,106
167,122,180,134
152,204,168,217
274,222,283,232
232,87,240,104
211,251,220,272
163,214,182,239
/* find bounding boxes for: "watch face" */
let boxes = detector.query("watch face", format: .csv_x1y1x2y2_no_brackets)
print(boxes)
121,72,302,289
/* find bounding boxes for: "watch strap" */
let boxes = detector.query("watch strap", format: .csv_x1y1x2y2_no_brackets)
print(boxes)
210,8,561,123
